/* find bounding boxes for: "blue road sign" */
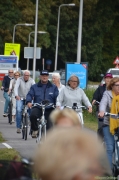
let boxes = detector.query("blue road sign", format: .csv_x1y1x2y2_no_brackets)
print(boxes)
65,62,88,89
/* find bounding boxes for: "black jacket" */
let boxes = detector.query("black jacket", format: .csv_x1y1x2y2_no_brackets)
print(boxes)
2,76,14,92
92,84,106,111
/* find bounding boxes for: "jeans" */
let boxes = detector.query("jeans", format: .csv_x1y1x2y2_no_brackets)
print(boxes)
16,100,24,129
3,92,10,113
103,126,114,169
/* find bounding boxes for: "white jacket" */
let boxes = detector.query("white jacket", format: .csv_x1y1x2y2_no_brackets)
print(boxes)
56,85,92,112
14,76,35,99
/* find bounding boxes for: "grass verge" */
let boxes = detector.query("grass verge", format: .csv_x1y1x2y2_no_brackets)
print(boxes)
83,88,98,131
0,148,21,160
0,132,5,143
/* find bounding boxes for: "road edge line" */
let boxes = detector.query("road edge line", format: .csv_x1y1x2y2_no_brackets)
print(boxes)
2,143,12,149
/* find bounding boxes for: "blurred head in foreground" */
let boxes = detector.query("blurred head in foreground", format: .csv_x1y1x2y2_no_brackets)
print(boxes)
50,108,82,128
34,128,111,180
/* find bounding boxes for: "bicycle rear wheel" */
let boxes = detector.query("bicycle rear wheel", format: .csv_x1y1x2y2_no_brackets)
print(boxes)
22,116,25,139
9,100,12,124
24,113,28,140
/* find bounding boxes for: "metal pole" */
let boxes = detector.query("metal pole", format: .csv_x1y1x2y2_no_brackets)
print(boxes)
77,0,83,63
54,4,75,71
54,5,61,71
27,32,31,70
33,0,39,80
42,58,44,70
12,24,17,43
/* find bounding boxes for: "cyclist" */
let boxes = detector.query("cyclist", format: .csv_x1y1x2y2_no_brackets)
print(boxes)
14,70,35,133
8,71,21,123
92,73,113,139
26,70,59,138
56,75,92,124
52,73,65,92
98,77,119,170
1,69,14,117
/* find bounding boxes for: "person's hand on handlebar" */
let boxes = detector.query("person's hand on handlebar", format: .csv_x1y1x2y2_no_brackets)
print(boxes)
27,102,32,108
1,86,4,91
88,106,92,113
15,96,21,100
98,111,105,118
92,100,96,106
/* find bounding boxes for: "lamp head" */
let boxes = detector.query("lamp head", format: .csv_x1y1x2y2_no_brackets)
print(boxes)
25,23,35,26
68,3,75,6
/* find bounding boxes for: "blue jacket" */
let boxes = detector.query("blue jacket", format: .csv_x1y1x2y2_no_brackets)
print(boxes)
26,80,59,106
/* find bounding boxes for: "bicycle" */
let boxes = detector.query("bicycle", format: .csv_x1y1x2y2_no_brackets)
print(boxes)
32,100,54,143
21,99,29,140
0,157,34,180
104,112,119,178
64,103,87,125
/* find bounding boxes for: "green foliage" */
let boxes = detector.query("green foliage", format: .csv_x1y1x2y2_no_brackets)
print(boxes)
0,0,119,80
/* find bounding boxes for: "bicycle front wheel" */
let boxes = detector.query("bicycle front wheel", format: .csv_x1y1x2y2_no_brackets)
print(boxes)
24,113,28,140
22,115,25,139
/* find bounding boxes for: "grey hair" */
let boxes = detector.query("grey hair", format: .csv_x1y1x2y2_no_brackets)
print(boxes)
23,70,31,75
67,75,80,87
52,73,60,79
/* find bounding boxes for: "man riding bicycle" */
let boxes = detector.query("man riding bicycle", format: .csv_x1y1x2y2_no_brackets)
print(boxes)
26,70,59,138
14,70,35,133
1,69,14,117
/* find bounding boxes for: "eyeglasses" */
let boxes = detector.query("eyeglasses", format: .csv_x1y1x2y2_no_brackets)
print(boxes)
15,75,19,76
9,72,13,73
70,80,78,83
114,84,119,87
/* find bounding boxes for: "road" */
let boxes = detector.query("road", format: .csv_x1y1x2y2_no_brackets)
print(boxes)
0,90,38,159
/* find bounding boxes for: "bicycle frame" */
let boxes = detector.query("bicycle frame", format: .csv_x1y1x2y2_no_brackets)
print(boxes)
33,102,54,143
21,100,29,140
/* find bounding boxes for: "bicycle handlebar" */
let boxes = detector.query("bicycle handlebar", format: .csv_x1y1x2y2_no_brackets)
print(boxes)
104,112,119,119
64,105,87,110
32,102,55,108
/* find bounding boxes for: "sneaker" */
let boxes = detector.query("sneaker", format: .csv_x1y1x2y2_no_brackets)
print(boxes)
3,113,8,117
17,128,21,133
32,131,38,138
12,118,15,123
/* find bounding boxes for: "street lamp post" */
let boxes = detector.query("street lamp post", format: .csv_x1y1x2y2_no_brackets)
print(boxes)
12,23,34,43
77,0,83,63
33,0,39,81
54,3,75,71
27,31,47,69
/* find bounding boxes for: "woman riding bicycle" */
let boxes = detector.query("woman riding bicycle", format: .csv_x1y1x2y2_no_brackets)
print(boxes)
99,77,119,170
56,75,92,124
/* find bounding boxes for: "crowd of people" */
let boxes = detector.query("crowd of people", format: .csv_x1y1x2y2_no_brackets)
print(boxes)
1,69,119,178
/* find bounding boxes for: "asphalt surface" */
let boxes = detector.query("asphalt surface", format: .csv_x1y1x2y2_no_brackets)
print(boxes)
0,90,38,159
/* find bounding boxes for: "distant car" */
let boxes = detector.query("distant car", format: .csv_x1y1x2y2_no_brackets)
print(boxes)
49,72,60,82
60,71,65,85
53,70,66,85
101,68,119,84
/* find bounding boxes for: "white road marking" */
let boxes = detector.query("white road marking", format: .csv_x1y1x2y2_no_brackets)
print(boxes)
2,143,12,149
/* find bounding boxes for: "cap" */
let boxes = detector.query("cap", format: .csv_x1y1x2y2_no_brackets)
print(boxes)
104,73,113,78
40,70,49,75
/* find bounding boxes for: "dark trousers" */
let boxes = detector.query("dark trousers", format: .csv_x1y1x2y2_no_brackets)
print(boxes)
30,107,53,131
